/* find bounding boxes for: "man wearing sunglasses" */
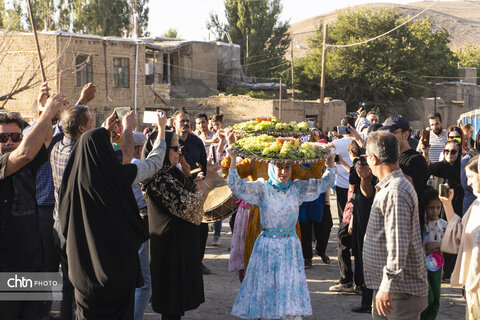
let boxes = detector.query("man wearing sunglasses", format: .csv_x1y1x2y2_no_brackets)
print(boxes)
0,94,66,319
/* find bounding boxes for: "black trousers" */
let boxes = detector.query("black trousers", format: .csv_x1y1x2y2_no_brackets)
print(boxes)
199,223,209,260
337,221,353,284
353,230,373,306
316,204,333,256
53,220,75,320
299,220,322,260
0,301,44,320
442,253,457,280
38,205,59,317
335,186,349,222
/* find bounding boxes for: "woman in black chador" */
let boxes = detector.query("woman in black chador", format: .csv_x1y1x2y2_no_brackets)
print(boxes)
142,130,215,320
58,113,166,319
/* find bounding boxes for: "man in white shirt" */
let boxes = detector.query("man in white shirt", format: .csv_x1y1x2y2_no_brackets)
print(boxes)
417,112,447,162
329,120,355,292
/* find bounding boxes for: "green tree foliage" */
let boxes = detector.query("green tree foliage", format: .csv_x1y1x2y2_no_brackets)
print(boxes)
72,0,130,36
297,8,459,110
1,0,149,37
207,0,291,80
1,0,24,31
161,28,178,38
457,45,480,84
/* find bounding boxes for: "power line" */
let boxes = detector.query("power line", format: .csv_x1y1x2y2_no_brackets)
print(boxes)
290,0,440,47
326,0,439,48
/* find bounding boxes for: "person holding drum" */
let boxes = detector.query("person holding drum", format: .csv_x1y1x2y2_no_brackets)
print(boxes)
226,146,335,319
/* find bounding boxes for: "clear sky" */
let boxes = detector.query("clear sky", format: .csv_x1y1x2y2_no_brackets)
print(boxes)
147,0,422,40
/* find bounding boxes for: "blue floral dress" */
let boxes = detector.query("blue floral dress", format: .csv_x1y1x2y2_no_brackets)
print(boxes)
227,168,335,319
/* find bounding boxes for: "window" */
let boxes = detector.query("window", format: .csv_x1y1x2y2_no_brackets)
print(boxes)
95,113,105,128
74,55,92,87
113,58,129,88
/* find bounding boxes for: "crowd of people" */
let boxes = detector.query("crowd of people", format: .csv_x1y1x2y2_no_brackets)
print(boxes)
0,82,479,320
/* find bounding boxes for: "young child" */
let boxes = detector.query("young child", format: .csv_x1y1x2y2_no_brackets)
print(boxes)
227,147,336,319
421,187,448,320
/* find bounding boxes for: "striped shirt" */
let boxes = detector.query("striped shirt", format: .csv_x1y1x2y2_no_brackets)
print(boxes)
51,136,76,221
417,130,447,162
363,169,428,296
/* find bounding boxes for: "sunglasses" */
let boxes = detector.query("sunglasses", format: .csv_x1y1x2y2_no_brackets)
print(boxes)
169,146,181,153
443,149,458,155
0,132,23,143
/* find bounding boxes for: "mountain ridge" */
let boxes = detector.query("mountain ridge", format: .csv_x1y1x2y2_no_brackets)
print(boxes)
289,1,480,59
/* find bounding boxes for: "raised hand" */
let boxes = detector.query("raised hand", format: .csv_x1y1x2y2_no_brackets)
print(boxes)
156,109,167,129
78,83,96,105
43,94,67,120
103,111,120,132
37,81,50,110
123,111,137,131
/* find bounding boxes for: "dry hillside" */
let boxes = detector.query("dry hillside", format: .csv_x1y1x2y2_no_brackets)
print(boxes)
289,1,480,59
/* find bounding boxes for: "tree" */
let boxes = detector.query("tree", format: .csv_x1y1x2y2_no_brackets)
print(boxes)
2,0,24,31
457,45,480,84
207,0,291,80
161,28,178,38
1,0,150,37
297,8,459,111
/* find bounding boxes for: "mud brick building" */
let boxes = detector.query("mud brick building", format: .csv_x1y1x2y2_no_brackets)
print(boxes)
0,31,242,124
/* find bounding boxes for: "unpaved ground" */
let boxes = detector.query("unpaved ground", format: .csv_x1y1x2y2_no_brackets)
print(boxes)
53,195,465,320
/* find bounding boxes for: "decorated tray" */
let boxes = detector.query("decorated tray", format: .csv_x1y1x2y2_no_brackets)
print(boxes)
231,119,311,137
232,135,334,164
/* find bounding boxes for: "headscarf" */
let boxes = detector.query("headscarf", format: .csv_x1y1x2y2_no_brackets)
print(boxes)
267,162,292,191
142,130,204,225
58,128,147,301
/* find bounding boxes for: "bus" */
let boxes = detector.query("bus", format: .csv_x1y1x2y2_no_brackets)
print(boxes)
458,109,480,135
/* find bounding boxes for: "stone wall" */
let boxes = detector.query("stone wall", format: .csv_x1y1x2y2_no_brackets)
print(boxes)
167,95,346,130
0,32,59,121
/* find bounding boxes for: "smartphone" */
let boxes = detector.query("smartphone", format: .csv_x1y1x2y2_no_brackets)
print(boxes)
422,129,430,146
114,107,131,120
143,111,158,124
334,154,340,163
337,125,350,135
439,184,450,198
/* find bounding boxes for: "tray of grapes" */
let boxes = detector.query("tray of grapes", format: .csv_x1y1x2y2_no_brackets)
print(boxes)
231,119,311,137
232,135,334,164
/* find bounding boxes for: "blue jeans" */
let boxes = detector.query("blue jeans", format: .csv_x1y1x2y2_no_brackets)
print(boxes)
214,220,222,237
134,241,151,320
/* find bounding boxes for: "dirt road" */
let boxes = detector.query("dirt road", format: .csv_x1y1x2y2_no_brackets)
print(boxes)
142,195,465,320
52,195,465,319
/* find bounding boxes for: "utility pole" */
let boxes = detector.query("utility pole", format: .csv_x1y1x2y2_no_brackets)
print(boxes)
245,33,249,76
291,44,295,99
319,23,328,130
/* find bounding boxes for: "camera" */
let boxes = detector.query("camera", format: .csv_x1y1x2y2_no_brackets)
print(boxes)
334,154,340,163
439,184,450,198
180,145,189,157
337,126,350,135
353,155,368,167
